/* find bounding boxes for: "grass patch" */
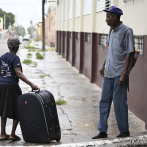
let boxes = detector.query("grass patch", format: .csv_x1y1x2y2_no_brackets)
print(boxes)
27,53,32,58
62,54,65,58
40,75,46,78
55,99,66,105
36,52,43,59
40,73,51,78
30,62,37,67
27,53,32,56
34,38,40,42
25,39,39,49
28,49,36,52
23,59,32,64
25,46,38,49
36,44,39,46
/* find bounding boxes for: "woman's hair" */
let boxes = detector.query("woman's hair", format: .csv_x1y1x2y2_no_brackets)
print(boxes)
8,46,19,51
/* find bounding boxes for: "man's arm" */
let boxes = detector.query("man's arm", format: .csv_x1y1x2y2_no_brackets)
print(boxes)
119,53,132,85
99,60,106,77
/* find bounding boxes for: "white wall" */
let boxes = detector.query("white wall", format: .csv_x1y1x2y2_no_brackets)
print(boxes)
118,0,147,35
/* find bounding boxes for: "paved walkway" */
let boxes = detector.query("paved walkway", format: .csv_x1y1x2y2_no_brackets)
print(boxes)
1,41,147,146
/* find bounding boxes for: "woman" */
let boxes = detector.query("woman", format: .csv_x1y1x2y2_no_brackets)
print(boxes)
0,37,38,141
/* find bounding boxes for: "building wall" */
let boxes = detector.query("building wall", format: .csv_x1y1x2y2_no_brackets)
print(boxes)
56,0,147,129
45,6,56,46
118,0,147,35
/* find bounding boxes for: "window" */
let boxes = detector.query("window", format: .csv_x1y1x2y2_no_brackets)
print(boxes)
75,0,80,18
134,35,143,55
99,34,108,47
76,32,80,40
123,0,133,3
69,32,72,38
69,0,72,19
85,33,91,43
83,0,92,16
96,0,111,13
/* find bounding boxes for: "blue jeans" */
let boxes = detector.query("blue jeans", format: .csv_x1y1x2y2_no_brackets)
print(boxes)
98,76,129,132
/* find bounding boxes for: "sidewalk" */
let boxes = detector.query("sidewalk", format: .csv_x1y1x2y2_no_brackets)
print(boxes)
1,41,147,146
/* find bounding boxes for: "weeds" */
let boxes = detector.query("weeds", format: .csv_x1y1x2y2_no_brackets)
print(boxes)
40,73,51,78
27,53,32,58
28,49,36,52
34,38,40,42
22,59,32,64
62,54,65,58
36,52,43,59
55,99,67,105
40,75,46,78
25,46,38,49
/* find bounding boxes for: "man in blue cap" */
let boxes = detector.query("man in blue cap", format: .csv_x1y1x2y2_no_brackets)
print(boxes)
92,6,134,139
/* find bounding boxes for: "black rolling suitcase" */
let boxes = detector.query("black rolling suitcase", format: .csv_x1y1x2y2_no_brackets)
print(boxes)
17,89,61,143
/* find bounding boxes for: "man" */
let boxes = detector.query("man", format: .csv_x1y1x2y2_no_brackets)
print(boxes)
92,6,134,139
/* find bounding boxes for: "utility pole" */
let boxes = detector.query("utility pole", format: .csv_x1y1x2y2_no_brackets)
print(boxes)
42,0,45,50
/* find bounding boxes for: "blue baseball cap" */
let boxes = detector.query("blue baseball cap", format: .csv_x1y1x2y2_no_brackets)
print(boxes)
103,6,123,15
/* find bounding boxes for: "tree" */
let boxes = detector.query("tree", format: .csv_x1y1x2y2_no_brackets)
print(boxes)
27,26,36,35
0,8,15,29
12,25,26,37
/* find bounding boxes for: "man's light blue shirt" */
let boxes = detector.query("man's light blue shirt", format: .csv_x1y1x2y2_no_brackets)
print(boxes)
104,22,134,78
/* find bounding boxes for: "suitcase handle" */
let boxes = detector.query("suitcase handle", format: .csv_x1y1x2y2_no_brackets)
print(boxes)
31,88,40,93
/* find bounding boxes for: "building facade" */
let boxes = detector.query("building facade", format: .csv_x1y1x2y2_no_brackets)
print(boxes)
45,2,56,47
56,0,147,129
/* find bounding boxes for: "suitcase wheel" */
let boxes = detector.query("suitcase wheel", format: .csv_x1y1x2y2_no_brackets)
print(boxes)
56,139,60,142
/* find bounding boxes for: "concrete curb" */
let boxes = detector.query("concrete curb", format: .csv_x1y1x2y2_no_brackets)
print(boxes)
51,135,147,147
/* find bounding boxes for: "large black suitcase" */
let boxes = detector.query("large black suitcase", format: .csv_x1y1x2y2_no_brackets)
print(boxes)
17,90,61,143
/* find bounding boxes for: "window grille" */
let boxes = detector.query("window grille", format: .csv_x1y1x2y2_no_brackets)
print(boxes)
69,0,72,19
69,32,72,38
96,0,111,13
85,33,91,43
123,0,133,3
134,35,143,55
76,32,80,40
75,0,80,18
99,34,108,47
83,0,92,16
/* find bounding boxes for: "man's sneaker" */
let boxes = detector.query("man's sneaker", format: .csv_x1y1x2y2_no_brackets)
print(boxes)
92,132,107,139
117,130,130,137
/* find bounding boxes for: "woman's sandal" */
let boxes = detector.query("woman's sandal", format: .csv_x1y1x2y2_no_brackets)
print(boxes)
0,135,10,141
8,135,21,141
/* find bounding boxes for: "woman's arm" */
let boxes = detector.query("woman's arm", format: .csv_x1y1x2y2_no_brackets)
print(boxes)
14,67,38,90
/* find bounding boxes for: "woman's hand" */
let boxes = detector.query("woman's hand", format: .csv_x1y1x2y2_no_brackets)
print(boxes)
30,83,38,90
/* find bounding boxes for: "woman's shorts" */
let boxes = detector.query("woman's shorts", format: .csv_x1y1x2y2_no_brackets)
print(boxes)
0,85,22,120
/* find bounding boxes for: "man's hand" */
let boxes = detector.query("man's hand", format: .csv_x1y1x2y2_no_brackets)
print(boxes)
119,74,126,86
99,65,105,77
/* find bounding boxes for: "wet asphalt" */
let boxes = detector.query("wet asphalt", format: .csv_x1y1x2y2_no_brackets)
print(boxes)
0,40,147,146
